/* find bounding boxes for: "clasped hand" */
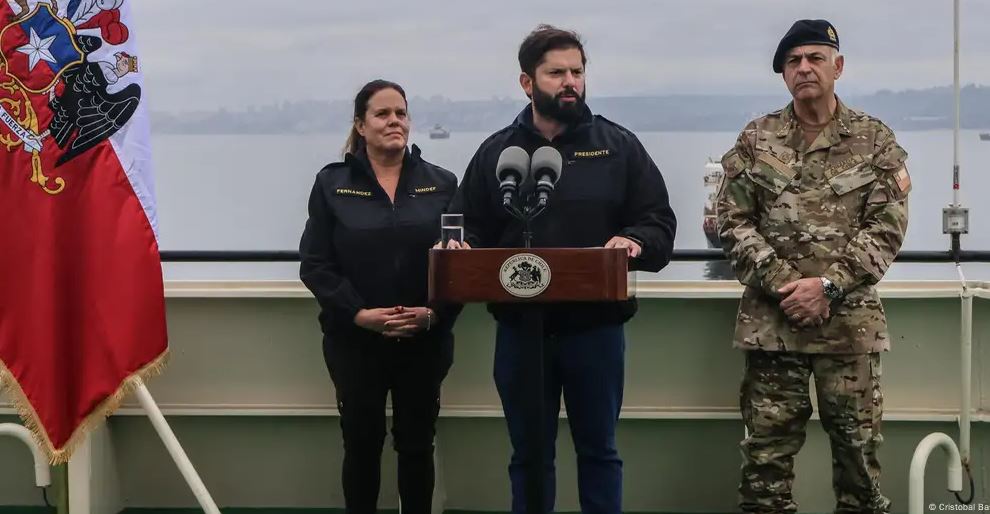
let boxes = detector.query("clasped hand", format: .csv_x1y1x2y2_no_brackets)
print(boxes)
354,306,434,338
778,278,831,327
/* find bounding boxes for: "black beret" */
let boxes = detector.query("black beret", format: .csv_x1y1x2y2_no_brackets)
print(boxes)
773,19,839,73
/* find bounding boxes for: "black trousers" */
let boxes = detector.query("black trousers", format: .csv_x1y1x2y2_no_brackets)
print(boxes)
323,331,453,514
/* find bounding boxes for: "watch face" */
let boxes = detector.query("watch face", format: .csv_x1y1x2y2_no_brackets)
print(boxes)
821,278,838,299
826,282,839,299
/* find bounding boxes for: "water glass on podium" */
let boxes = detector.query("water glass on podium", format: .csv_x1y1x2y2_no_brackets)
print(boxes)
441,214,464,248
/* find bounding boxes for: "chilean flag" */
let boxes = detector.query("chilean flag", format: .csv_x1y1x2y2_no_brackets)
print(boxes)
0,0,167,462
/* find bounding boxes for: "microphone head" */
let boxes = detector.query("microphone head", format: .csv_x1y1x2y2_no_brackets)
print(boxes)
531,146,563,184
496,146,531,184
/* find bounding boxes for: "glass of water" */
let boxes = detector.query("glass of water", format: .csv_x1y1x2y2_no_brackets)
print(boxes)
440,213,464,247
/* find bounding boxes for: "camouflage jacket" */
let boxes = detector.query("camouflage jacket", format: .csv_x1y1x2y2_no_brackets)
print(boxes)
717,98,910,353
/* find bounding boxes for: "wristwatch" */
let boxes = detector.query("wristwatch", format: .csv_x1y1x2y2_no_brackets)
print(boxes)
820,276,843,301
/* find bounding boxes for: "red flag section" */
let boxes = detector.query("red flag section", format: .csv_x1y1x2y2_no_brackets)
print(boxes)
0,0,167,462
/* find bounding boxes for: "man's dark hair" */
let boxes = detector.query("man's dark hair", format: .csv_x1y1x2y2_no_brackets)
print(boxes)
518,24,586,78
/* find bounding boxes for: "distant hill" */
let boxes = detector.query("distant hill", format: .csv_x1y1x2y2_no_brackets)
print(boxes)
150,85,990,134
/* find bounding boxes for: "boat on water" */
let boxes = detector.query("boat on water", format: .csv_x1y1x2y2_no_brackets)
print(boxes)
980,133,990,141
429,124,450,139
702,157,723,249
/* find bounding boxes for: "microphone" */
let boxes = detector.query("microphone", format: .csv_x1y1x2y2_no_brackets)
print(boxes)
530,146,563,207
495,146,531,207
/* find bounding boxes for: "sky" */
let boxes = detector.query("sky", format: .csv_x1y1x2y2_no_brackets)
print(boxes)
128,0,990,112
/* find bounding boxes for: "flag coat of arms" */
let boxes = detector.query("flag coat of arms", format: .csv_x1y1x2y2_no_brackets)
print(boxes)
0,0,167,462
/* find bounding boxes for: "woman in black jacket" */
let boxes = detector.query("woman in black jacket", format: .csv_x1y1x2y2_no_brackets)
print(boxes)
300,79,459,514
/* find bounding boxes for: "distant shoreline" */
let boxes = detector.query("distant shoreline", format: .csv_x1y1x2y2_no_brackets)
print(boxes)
150,85,990,134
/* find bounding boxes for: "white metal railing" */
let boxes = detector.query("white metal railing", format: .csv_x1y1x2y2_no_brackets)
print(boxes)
907,264,984,513
0,422,51,488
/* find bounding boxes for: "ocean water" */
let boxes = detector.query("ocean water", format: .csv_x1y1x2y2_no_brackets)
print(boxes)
154,129,990,281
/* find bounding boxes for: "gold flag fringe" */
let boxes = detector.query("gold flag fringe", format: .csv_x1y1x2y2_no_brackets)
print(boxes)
0,349,169,464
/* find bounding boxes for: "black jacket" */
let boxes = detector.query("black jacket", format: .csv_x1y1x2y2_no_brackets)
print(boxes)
450,106,677,332
300,145,460,339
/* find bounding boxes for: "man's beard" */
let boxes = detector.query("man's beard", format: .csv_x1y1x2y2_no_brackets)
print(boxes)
532,85,586,125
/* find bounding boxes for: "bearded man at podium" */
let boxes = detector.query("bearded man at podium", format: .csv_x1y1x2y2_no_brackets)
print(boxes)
448,24,677,514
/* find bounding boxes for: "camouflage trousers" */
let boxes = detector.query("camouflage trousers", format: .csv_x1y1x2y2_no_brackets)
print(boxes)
739,351,890,514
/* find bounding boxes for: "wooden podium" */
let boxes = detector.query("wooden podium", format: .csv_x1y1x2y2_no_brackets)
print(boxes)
428,247,629,514
428,247,629,303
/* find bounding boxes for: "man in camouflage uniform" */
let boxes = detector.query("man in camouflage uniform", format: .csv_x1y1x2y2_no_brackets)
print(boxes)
716,19,911,513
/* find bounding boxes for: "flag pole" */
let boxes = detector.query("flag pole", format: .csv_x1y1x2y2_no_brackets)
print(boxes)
134,382,220,513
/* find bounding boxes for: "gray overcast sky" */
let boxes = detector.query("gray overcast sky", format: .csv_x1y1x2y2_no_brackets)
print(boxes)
131,0,990,112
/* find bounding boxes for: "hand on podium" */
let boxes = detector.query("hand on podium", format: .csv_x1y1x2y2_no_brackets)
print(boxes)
604,236,641,258
433,240,473,250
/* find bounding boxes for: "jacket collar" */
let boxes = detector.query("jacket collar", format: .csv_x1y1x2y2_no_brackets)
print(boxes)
513,104,594,142
344,143,421,179
776,96,852,152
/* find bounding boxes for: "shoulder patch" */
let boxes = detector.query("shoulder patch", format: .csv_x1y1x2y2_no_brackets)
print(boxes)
721,149,746,178
893,166,911,193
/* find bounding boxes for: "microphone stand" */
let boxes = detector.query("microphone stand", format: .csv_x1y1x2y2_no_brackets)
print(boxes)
503,199,546,249
503,195,549,514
